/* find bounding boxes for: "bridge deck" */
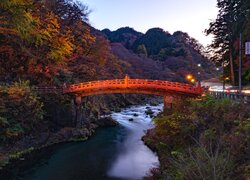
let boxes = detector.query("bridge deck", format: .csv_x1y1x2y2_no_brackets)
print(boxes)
63,78,201,96
32,76,202,97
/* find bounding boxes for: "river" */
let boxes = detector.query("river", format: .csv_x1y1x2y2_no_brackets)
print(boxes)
0,104,162,180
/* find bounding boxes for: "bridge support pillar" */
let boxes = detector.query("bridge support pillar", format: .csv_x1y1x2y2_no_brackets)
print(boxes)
163,95,173,112
74,95,83,128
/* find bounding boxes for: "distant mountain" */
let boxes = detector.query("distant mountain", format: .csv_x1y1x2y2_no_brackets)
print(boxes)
110,43,181,81
102,27,215,81
102,27,143,49
133,28,174,56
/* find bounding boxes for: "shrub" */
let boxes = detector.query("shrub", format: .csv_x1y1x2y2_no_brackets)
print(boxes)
0,81,43,142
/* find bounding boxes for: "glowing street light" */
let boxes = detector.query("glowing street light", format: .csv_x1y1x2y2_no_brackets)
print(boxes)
191,78,195,83
187,74,192,80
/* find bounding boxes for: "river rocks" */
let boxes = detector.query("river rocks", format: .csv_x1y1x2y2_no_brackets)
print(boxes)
133,113,138,117
128,118,134,121
145,109,154,118
96,117,119,127
114,108,122,112
145,109,153,115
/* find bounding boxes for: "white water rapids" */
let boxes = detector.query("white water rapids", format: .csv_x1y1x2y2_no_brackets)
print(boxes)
107,104,163,179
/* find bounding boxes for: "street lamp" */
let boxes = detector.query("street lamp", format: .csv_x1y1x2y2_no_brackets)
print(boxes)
186,74,193,80
197,64,202,89
186,74,196,84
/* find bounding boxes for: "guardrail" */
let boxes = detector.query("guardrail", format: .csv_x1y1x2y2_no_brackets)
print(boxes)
32,86,62,94
209,91,250,104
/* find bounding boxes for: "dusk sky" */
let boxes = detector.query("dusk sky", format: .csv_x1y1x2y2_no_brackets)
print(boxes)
80,0,218,46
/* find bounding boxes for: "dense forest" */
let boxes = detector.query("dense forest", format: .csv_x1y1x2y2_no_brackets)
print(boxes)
0,0,214,144
206,0,250,86
103,27,215,81
141,0,250,178
0,0,231,173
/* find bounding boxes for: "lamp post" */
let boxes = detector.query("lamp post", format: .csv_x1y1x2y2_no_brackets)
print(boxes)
239,33,242,93
197,64,202,89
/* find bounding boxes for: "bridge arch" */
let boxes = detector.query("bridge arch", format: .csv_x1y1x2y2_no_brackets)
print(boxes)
34,76,202,128
64,75,202,111
64,75,201,97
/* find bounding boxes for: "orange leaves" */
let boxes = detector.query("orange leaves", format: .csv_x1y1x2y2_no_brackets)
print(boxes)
0,16,17,36
33,12,73,61
48,32,73,61
71,20,95,56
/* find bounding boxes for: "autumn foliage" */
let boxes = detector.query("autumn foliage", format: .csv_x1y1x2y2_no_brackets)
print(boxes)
144,97,250,179
0,0,130,145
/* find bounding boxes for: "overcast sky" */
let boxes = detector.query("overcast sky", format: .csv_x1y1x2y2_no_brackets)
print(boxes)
80,0,218,46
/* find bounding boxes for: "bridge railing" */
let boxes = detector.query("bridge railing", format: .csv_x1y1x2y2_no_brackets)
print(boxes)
32,86,62,94
127,79,197,92
64,78,200,94
67,79,126,90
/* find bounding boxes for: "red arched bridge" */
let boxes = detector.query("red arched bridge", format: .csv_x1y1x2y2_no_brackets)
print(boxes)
34,75,203,127
63,75,201,96
34,75,202,109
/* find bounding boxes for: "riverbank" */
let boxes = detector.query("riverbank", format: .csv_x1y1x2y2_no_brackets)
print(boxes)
143,96,250,179
0,117,118,171
1,104,162,179
0,90,162,171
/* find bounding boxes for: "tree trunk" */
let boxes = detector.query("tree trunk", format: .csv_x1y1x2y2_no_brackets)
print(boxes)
229,48,235,86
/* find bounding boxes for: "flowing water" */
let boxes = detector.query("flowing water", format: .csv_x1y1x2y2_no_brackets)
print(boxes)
0,104,162,180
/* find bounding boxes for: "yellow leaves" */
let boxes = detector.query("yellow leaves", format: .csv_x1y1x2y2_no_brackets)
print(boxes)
7,81,30,102
31,12,73,61
48,34,73,61
39,13,60,41
0,0,35,40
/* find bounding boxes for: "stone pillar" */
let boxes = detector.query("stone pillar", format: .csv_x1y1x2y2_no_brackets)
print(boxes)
74,95,82,128
163,95,174,111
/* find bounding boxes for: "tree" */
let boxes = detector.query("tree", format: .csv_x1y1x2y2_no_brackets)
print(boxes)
205,0,250,85
0,0,36,39
136,44,148,56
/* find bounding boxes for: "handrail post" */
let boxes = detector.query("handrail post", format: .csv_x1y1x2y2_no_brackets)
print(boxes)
125,74,129,88
197,81,201,94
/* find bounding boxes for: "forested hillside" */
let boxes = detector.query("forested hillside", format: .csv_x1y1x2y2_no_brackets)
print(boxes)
0,0,140,150
103,27,215,80
205,0,250,86
0,0,215,166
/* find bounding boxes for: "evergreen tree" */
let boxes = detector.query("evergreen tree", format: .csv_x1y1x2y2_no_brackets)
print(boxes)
136,44,147,56
206,0,250,85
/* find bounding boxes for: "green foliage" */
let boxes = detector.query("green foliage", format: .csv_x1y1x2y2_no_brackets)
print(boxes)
133,28,173,56
0,81,43,142
136,44,147,56
146,96,250,179
0,0,36,39
102,27,143,49
206,0,250,85
244,69,250,81
169,146,233,179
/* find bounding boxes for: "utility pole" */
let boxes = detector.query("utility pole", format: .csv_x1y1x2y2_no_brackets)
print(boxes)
239,33,242,93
